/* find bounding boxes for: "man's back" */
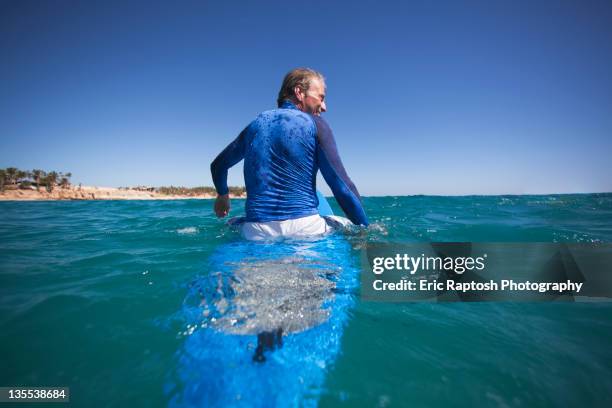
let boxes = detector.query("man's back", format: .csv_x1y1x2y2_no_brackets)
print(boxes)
211,68,368,231
243,106,319,222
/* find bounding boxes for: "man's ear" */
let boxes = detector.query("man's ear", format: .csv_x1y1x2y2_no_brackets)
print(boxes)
294,86,304,102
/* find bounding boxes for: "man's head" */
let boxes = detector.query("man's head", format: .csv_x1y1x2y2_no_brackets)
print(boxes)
277,68,327,115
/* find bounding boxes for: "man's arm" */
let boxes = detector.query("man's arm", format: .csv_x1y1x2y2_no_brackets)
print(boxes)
313,116,369,226
210,127,248,217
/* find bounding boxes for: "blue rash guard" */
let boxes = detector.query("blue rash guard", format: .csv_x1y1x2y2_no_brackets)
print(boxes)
210,100,369,226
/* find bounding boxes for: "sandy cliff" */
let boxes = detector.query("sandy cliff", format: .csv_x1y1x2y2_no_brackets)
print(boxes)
0,186,243,201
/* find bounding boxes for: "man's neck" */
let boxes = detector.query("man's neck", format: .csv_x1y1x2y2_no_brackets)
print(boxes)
280,100,303,111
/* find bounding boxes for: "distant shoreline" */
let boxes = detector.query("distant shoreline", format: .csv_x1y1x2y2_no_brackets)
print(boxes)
1,187,610,201
0,186,245,201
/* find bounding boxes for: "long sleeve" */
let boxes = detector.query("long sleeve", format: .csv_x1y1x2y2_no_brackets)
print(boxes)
313,116,369,226
210,127,248,195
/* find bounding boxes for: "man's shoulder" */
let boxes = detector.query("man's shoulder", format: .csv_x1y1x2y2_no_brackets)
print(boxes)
252,107,315,126
246,109,332,134
309,114,333,135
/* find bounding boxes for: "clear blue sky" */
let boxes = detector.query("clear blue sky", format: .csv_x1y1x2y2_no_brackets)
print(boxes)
1,0,611,195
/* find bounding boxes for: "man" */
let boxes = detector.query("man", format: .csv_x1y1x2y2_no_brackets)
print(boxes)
210,68,368,240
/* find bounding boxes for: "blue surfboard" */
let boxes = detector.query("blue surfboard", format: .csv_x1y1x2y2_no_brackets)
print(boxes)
167,194,358,407
316,190,334,217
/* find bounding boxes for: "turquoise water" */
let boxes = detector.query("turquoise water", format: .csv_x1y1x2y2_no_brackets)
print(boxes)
1,194,612,407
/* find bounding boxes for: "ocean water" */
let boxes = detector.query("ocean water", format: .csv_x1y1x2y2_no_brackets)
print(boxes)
1,194,612,407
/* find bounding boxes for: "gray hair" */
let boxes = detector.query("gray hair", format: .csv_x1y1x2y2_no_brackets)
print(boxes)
277,68,325,107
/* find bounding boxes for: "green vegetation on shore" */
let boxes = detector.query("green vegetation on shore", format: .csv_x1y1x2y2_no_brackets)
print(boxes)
154,186,246,196
0,168,246,196
0,167,71,192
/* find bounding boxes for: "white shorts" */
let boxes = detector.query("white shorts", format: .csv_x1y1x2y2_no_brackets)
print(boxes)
238,214,352,241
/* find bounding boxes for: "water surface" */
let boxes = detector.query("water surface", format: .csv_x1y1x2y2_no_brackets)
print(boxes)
1,194,611,406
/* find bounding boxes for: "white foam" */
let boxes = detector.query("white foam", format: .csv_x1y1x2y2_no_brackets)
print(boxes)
177,227,198,235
